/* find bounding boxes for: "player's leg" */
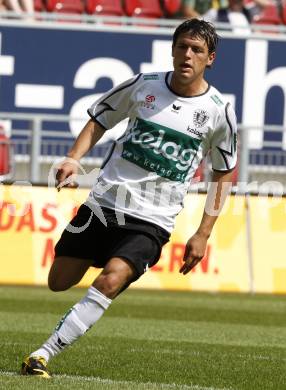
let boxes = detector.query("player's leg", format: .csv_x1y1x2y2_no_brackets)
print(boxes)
21,224,166,377
48,256,94,292
21,257,136,377
21,256,94,377
21,203,102,377
34,257,135,358
35,230,163,365
48,255,135,296
92,256,136,298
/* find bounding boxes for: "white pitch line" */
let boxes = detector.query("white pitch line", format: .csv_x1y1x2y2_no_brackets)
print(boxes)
2,341,286,363
128,347,286,362
75,344,286,363
0,370,233,390
54,374,233,390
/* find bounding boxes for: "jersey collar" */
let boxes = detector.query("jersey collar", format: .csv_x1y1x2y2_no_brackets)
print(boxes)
165,71,211,98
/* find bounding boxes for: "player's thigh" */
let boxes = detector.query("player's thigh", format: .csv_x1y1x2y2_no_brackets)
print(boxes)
48,256,94,291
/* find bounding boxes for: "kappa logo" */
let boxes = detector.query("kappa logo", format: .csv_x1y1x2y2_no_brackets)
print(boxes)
171,104,181,114
193,109,209,128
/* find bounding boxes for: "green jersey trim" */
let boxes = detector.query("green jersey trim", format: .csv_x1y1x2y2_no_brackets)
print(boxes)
211,94,224,106
143,74,159,80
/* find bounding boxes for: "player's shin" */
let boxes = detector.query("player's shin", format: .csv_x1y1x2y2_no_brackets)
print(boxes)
30,286,112,362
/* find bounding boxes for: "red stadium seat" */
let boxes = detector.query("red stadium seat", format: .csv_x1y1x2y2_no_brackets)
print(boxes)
124,0,163,18
46,0,84,14
34,0,45,12
86,0,124,16
253,4,282,25
0,128,12,180
282,2,286,24
162,0,181,17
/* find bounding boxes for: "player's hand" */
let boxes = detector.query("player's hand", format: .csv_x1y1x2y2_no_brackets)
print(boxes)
55,158,79,192
179,233,208,275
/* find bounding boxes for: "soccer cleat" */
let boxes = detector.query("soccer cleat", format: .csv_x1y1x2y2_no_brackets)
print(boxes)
21,356,51,378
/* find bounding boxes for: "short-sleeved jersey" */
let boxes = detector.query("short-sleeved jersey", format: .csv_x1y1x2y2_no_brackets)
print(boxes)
87,72,237,233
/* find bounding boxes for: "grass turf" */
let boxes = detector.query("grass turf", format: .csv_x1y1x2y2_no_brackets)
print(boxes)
0,286,285,390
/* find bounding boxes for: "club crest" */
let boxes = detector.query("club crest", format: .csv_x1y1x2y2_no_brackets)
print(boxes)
193,109,209,128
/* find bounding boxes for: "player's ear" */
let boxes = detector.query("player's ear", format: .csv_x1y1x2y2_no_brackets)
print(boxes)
172,44,175,57
207,52,216,67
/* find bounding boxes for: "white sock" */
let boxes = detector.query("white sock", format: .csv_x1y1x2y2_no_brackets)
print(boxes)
30,287,111,362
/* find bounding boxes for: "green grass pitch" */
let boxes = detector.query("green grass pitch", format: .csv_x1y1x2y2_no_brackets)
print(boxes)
0,285,285,390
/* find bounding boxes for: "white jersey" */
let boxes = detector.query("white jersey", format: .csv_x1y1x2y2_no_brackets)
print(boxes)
87,72,237,233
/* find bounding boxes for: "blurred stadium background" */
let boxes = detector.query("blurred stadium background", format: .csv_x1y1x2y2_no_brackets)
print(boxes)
0,2,286,389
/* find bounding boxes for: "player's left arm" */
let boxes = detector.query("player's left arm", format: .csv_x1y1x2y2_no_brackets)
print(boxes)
180,102,237,275
180,169,233,275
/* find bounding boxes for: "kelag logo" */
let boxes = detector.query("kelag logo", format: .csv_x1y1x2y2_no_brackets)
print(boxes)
122,117,201,182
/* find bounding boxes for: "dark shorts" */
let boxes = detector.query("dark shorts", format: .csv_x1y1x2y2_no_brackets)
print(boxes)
55,204,170,279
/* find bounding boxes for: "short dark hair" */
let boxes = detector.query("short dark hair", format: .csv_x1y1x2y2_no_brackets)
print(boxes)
172,19,219,54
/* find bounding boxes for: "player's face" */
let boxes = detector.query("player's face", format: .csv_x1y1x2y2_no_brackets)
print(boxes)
172,33,215,85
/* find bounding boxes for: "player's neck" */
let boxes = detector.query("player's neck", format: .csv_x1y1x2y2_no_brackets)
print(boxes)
170,73,208,97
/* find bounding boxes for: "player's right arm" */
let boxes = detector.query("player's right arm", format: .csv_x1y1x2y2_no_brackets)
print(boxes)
56,73,141,190
56,119,105,190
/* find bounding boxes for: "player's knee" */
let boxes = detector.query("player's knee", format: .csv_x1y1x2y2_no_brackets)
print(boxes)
48,275,70,292
94,273,125,298
48,281,67,292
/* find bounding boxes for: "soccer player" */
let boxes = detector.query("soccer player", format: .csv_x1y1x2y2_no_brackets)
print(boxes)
21,18,237,377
